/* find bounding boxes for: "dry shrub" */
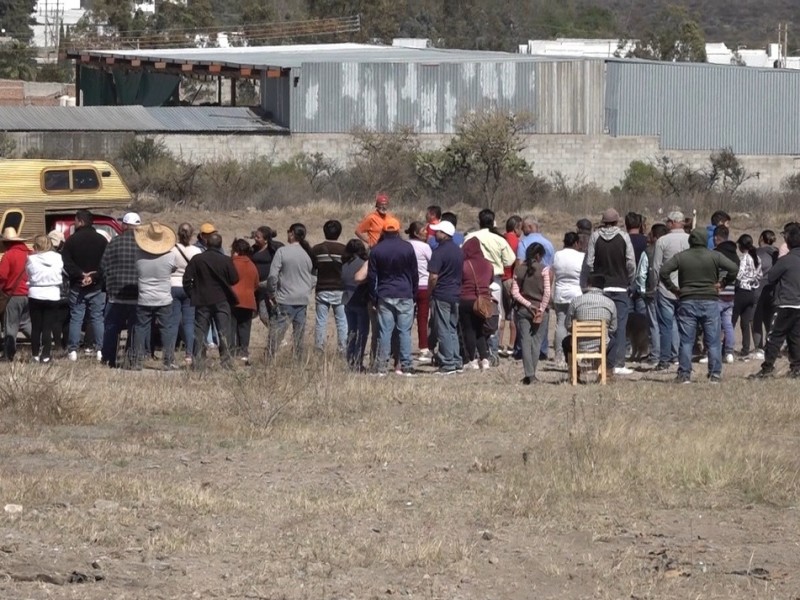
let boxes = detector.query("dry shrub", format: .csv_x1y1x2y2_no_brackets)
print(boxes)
487,392,800,520
0,363,93,426
227,352,373,430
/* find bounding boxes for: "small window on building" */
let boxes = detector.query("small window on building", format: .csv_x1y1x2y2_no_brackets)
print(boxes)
72,169,100,190
0,210,24,235
43,170,70,191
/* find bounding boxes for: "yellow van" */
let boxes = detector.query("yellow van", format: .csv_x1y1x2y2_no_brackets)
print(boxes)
0,159,132,241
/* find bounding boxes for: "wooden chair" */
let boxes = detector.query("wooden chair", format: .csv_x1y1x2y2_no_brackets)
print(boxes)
571,320,607,385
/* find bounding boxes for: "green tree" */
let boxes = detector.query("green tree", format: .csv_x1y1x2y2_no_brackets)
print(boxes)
0,0,36,42
446,110,534,208
0,38,36,80
623,5,706,62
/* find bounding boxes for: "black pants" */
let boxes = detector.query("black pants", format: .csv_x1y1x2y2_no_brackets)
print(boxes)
753,285,774,350
193,301,232,369
29,298,60,360
732,288,757,353
229,306,254,358
763,307,800,371
458,299,488,362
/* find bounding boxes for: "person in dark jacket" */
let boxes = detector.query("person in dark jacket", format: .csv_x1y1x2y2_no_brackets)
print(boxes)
183,233,239,370
250,225,283,326
367,217,418,375
61,210,108,362
584,208,636,376
427,220,464,374
712,225,740,363
99,212,140,368
752,229,779,357
751,224,800,379
660,228,739,383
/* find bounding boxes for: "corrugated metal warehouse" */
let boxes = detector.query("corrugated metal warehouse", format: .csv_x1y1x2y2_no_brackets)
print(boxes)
62,43,800,155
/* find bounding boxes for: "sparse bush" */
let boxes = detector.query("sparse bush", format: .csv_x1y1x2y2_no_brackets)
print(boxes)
616,160,663,196
347,127,421,203
0,363,92,426
117,136,200,205
708,147,757,196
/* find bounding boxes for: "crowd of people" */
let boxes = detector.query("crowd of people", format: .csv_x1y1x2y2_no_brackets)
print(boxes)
0,200,798,382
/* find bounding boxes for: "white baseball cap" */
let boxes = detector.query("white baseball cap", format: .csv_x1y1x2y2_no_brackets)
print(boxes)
121,212,142,226
429,221,455,237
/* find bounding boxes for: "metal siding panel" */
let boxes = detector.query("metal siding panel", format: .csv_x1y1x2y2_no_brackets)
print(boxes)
608,60,800,154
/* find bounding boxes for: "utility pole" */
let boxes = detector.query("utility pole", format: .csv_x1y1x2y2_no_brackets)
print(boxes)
778,22,789,68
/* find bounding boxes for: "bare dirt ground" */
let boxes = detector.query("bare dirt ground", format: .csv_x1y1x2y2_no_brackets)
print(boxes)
2,206,798,599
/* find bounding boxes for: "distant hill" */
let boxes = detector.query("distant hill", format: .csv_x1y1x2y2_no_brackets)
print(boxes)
584,0,795,48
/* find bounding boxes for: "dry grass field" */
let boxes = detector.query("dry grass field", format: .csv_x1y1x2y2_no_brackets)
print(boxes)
1,205,799,599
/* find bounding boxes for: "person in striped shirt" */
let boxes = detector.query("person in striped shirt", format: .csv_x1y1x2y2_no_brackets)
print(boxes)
562,274,618,365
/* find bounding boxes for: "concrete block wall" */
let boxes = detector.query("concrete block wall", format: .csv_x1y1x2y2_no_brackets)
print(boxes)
5,130,799,192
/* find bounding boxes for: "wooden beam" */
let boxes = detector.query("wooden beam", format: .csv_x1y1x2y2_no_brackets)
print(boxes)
80,54,90,63
239,67,251,77
267,68,280,78
181,63,193,72
154,61,166,69
105,57,115,65
131,59,141,67
208,64,221,74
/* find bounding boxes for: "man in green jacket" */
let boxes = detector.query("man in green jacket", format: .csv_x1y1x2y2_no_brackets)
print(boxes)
659,228,739,383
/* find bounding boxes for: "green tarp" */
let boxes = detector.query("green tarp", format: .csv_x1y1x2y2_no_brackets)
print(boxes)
80,66,179,106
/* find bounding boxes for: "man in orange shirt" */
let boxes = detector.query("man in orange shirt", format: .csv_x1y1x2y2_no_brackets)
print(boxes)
356,194,392,248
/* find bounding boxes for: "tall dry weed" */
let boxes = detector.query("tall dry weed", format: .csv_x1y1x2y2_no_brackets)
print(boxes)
0,363,93,426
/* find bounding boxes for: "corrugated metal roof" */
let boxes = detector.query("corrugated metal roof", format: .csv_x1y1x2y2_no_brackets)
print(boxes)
79,42,587,70
605,60,800,154
0,106,285,132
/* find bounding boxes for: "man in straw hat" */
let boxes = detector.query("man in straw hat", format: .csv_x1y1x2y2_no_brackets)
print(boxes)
99,212,141,368
0,227,31,360
62,210,108,362
131,222,178,370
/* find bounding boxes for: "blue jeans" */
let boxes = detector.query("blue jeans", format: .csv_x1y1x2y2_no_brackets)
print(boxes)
645,296,660,362
605,291,629,368
170,287,195,359
345,303,370,369
719,298,734,354
657,291,680,363
430,298,461,371
376,297,414,372
133,304,175,368
315,290,347,352
268,303,307,359
68,288,105,352
102,302,137,367
677,299,722,378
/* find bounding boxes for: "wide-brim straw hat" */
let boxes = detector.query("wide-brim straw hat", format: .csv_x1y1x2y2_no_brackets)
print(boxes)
2,227,28,242
134,222,177,255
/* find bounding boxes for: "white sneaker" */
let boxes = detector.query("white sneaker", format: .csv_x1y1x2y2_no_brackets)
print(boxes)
417,349,432,365
480,358,491,370
613,366,634,375
465,359,480,370
754,350,765,360
67,350,77,362
96,350,103,362
699,357,709,364
725,353,734,364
